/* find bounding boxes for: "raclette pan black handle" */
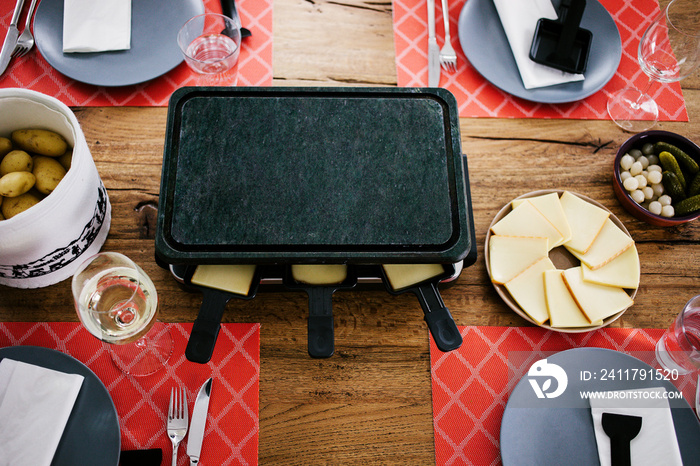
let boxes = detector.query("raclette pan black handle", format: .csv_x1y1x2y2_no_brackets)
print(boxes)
413,282,462,352
185,288,231,363
307,287,336,358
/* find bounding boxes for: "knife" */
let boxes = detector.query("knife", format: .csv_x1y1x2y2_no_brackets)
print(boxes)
187,378,213,466
426,0,439,86
0,0,26,76
221,0,252,38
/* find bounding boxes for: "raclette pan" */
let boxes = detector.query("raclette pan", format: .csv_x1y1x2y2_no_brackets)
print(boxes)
156,87,474,265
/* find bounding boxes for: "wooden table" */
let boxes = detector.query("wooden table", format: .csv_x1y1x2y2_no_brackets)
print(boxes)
1,0,699,463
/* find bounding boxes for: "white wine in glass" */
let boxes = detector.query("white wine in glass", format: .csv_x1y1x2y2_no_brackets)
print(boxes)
72,252,172,376
607,0,700,132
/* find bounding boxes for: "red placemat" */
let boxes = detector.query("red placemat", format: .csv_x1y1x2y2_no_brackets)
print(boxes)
0,321,260,466
393,0,688,120
0,0,273,106
430,326,697,466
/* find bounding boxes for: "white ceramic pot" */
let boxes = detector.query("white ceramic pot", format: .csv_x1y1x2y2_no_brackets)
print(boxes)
0,89,111,288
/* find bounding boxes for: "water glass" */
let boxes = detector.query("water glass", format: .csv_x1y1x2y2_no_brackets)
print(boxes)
177,13,242,86
655,294,700,375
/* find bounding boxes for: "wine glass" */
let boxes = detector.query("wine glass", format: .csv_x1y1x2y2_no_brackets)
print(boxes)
72,252,173,376
607,0,700,132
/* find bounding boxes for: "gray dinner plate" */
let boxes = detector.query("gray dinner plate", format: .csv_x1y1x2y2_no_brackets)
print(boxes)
0,346,120,466
500,347,700,465
458,0,621,103
33,0,205,87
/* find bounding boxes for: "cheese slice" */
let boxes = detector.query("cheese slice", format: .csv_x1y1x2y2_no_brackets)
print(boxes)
562,267,633,323
382,263,445,291
491,201,564,251
559,191,609,254
504,257,556,325
544,269,594,328
291,264,348,285
581,244,640,289
488,235,549,284
512,193,572,247
566,218,634,270
191,264,257,295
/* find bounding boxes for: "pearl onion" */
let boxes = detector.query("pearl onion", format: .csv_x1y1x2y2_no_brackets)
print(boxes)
623,177,639,191
652,183,665,197
647,155,660,165
630,189,645,203
621,171,632,181
647,164,662,173
637,156,650,169
648,201,663,215
630,161,644,176
647,170,663,184
659,194,673,206
643,186,654,200
620,154,635,170
634,174,648,188
661,205,675,217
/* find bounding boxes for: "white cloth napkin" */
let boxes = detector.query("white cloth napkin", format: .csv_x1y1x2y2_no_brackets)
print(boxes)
493,0,585,89
62,0,132,53
0,358,84,466
589,387,683,466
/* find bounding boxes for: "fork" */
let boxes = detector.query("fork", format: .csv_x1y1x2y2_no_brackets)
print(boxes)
167,387,188,466
438,0,457,72
12,0,39,58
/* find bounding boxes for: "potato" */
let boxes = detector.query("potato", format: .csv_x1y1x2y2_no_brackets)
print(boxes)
0,137,12,158
0,150,33,176
11,129,68,157
33,156,66,195
1,192,41,219
0,171,36,197
58,149,73,171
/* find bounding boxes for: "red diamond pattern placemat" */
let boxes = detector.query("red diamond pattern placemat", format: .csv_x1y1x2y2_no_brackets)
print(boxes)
0,322,260,466
0,0,272,107
430,326,697,466
394,0,688,120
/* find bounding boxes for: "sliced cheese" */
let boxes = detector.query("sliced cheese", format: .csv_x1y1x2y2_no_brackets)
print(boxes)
491,201,564,251
382,263,445,291
559,191,609,254
581,244,640,289
191,264,257,296
504,257,556,325
544,269,594,328
512,193,572,247
291,264,348,285
488,235,549,284
562,266,633,323
566,218,634,270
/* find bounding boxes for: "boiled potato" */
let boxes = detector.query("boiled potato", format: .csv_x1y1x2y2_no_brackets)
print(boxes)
12,129,68,157
0,171,36,197
0,137,12,158
33,156,66,195
1,192,41,219
0,150,33,176
58,149,73,171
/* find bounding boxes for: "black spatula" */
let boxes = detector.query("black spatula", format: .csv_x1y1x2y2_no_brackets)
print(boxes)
601,412,643,466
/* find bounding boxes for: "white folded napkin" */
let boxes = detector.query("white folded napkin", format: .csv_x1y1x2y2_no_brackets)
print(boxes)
62,0,132,53
493,0,585,89
589,387,683,466
0,358,84,466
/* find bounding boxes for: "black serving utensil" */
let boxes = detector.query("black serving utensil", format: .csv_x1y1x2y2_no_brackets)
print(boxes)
529,0,592,74
380,264,462,352
601,412,643,466
222,0,252,38
183,265,260,363
284,266,357,358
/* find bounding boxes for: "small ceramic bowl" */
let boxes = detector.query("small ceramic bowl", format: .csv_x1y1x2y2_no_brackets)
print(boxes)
613,130,700,227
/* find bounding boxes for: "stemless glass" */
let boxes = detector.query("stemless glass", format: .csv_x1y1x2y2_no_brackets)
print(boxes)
72,252,172,376
655,294,700,375
607,0,700,132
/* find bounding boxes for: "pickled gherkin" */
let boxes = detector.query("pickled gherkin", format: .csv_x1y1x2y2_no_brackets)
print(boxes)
661,171,686,202
655,141,699,175
674,194,700,216
658,151,686,190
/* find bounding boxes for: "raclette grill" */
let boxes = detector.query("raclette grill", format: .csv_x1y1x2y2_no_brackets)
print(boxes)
156,87,477,361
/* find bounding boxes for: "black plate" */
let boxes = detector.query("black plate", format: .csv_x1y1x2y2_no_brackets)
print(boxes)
0,346,120,465
156,87,474,265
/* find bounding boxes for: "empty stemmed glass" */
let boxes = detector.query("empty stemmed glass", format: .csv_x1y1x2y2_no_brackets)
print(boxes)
607,0,700,132
72,252,173,376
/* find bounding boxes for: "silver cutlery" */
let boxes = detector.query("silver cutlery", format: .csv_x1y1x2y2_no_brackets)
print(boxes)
187,378,212,466
695,373,699,420
0,0,26,76
427,0,440,86
167,387,189,466
439,0,457,72
12,0,38,58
